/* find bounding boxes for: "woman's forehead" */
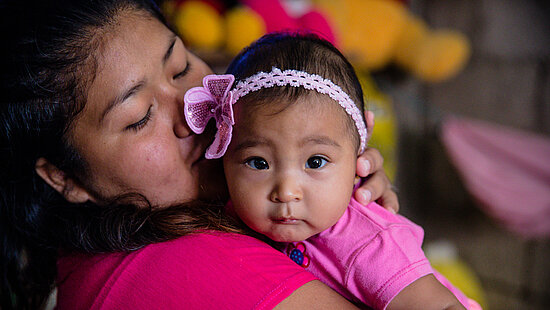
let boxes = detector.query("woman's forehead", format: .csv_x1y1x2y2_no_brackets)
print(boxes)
95,12,172,70
85,13,175,118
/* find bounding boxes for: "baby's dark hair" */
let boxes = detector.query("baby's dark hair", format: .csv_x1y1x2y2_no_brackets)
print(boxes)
226,32,365,152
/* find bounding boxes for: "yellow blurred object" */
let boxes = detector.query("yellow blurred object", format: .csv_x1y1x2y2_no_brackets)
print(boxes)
225,6,266,55
314,0,471,83
173,1,224,50
425,240,487,309
393,13,429,71
358,71,397,182
410,30,471,82
315,0,407,70
394,14,471,82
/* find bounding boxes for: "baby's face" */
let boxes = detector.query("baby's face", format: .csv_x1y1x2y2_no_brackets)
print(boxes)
223,94,358,242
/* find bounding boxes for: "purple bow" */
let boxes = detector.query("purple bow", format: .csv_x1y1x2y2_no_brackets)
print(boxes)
184,74,235,159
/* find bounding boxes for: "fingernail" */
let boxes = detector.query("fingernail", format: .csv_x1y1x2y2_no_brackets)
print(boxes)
362,159,371,174
389,208,397,214
360,189,372,203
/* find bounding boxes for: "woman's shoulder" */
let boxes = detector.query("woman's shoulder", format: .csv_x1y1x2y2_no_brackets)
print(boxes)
151,231,273,254
57,232,316,310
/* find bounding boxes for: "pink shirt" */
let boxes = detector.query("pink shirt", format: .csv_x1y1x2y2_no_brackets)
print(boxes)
56,232,317,310
277,199,472,310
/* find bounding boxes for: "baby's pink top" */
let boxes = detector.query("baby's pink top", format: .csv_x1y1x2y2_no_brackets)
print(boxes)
278,199,472,310
56,232,317,310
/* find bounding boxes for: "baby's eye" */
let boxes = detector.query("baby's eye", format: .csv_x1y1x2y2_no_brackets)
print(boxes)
245,157,269,170
305,156,328,169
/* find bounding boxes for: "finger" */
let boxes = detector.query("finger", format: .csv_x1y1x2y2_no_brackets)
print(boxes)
377,189,400,214
354,169,388,205
354,186,372,206
365,110,375,140
354,171,400,214
356,147,384,177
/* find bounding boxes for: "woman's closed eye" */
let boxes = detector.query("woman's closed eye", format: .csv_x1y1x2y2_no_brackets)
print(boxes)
245,157,269,170
173,62,191,80
126,105,153,131
305,156,328,169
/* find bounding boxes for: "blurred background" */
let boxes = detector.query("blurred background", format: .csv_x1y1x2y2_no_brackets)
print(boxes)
159,0,550,308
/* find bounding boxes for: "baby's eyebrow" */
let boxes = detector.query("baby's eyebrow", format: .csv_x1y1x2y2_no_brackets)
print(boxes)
231,135,341,153
232,138,270,152
300,136,341,148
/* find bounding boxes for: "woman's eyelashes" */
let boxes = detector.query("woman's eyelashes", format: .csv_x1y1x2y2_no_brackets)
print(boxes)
126,105,153,132
173,62,191,80
123,61,189,133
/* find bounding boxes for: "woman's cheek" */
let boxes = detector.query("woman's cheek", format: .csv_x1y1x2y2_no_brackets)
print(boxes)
139,140,181,181
131,142,198,205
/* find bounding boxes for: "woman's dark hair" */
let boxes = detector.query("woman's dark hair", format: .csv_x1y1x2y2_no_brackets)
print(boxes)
0,0,241,309
226,32,365,151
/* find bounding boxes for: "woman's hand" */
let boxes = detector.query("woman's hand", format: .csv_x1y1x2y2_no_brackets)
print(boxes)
354,111,400,214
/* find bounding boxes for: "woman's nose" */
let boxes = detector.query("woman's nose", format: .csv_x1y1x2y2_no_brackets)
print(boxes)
168,86,193,139
174,116,192,138
270,175,303,203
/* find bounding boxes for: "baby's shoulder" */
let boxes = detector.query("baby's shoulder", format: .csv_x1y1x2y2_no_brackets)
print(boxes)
345,198,421,233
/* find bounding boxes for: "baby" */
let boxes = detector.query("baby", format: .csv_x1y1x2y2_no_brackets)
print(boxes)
184,32,481,310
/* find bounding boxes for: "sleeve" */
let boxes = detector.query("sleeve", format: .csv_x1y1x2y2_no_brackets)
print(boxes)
345,225,434,310
91,232,317,310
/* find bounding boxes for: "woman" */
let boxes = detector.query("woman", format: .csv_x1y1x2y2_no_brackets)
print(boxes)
0,0,398,309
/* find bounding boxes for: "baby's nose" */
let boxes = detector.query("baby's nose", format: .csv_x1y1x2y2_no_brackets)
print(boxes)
270,177,303,203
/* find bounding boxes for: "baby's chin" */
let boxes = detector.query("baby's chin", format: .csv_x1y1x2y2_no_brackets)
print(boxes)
265,230,312,243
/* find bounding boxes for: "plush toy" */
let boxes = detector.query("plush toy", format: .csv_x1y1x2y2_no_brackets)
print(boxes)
313,0,471,82
166,0,337,57
224,5,266,55
170,0,225,50
224,0,336,55
393,12,471,82
165,0,470,82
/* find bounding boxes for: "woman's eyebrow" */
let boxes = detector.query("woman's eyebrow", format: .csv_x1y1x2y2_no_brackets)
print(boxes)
100,81,145,124
163,35,177,65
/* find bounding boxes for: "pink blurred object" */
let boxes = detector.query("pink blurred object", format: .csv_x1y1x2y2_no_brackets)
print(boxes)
242,0,337,46
441,116,550,239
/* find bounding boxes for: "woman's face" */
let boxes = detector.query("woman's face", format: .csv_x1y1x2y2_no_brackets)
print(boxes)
69,10,225,206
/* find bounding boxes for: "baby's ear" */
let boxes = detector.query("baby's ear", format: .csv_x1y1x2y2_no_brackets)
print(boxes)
35,157,92,204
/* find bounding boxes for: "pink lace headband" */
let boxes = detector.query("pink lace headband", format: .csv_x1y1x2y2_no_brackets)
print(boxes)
184,67,367,159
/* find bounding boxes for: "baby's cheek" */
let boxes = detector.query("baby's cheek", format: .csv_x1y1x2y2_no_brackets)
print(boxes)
230,182,264,217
